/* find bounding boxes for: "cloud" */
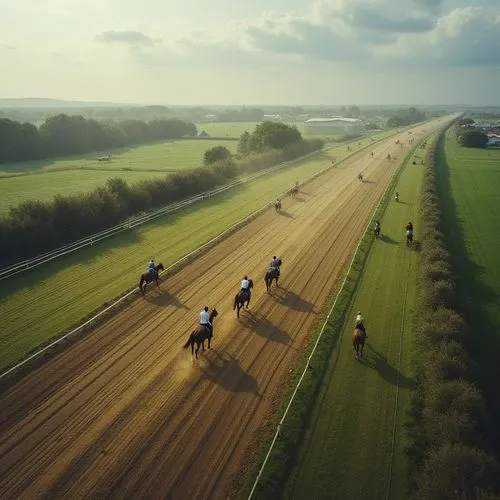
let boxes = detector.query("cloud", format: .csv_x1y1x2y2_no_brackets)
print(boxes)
95,30,159,46
0,42,16,50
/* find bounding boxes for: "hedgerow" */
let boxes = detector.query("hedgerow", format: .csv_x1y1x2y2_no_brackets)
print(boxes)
407,122,500,498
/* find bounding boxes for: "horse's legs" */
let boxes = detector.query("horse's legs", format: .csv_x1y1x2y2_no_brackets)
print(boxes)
191,340,195,358
201,340,205,352
195,341,200,359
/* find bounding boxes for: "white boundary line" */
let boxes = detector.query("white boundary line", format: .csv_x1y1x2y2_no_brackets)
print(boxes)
247,139,422,500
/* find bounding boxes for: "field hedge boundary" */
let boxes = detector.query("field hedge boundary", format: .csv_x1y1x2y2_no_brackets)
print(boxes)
0,139,323,266
406,122,500,498
244,139,423,499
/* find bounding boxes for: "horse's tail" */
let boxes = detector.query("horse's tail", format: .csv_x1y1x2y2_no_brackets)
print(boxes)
183,333,193,349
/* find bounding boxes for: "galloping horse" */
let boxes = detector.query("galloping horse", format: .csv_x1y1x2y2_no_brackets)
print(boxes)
139,263,165,294
353,327,367,360
289,186,299,197
265,259,282,292
233,280,254,318
274,199,282,212
387,153,392,160
358,173,363,181
406,229,413,246
374,224,381,238
183,308,218,359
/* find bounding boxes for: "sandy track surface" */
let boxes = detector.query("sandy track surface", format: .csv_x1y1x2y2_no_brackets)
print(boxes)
0,121,440,499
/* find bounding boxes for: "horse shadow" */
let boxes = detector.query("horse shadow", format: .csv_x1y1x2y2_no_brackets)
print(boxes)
395,200,409,205
294,196,306,203
240,311,291,345
145,289,190,310
279,210,295,219
270,287,316,313
299,191,315,197
362,180,375,184
200,350,260,395
360,343,415,390
379,234,397,245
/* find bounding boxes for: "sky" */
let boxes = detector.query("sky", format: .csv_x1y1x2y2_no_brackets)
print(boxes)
1,0,499,105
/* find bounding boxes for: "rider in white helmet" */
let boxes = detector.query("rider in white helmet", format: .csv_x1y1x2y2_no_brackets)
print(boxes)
199,306,212,334
240,275,251,300
355,311,366,334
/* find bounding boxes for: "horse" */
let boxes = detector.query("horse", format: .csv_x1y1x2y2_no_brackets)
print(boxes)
233,280,254,318
358,173,363,182
370,151,374,157
395,193,399,202
374,224,381,238
139,263,165,294
353,327,367,360
274,200,282,212
265,259,282,292
387,154,392,160
183,309,218,359
406,229,413,246
289,186,299,197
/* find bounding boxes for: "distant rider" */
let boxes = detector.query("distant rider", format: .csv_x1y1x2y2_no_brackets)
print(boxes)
355,311,367,335
374,220,381,234
199,306,212,335
240,275,251,300
148,259,156,276
271,256,280,277
406,221,413,233
395,192,399,202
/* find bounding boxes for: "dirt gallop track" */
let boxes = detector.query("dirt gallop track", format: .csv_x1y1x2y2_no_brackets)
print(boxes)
0,121,440,499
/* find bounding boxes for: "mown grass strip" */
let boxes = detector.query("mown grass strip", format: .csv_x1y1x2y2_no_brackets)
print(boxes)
244,135,428,500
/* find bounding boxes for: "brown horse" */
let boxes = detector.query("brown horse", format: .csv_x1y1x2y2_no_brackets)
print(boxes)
265,259,282,292
233,280,254,318
183,309,218,359
275,200,282,212
358,173,363,181
139,263,165,293
353,327,367,360
289,185,299,197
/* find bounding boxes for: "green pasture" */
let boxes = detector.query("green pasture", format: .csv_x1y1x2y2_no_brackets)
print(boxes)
280,142,431,499
196,121,304,138
0,133,385,371
0,139,238,214
438,130,500,419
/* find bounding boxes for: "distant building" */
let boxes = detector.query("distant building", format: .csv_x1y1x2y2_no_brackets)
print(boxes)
304,117,363,135
204,114,217,121
486,133,500,147
197,130,210,138
263,114,281,121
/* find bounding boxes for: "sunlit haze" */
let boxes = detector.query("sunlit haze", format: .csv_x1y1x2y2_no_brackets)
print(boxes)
1,0,499,105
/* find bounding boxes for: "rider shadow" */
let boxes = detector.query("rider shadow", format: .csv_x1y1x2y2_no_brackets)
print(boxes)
379,234,397,245
145,289,190,310
299,191,315,197
279,210,295,219
200,350,260,396
361,343,415,390
362,180,375,184
271,287,316,313
395,201,409,205
241,311,291,345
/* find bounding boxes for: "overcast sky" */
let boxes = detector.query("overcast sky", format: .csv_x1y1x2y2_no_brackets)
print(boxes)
1,0,499,105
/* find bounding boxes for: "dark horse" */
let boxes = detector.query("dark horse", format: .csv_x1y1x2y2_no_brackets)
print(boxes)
289,185,299,197
265,259,282,292
233,280,254,318
406,229,413,246
374,224,381,238
274,200,282,212
183,309,218,359
353,327,367,360
139,263,165,293
358,172,363,181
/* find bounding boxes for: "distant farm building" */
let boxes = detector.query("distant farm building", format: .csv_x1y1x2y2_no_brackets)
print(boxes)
486,133,500,147
204,114,217,121
263,114,281,121
197,130,210,138
304,117,363,135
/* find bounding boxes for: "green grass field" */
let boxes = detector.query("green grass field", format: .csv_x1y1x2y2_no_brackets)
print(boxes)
438,130,500,420
283,142,430,499
0,139,238,214
195,121,305,137
0,133,387,371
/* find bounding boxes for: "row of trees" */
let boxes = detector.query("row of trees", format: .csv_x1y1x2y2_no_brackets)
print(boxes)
386,107,426,127
0,115,196,163
0,130,323,266
407,127,500,498
455,119,489,148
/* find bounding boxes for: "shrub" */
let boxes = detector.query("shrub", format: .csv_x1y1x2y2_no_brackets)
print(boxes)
419,308,467,346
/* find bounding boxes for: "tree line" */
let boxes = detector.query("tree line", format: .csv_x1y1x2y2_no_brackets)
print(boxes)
455,118,489,148
407,126,500,498
0,115,196,163
0,123,323,266
386,107,426,127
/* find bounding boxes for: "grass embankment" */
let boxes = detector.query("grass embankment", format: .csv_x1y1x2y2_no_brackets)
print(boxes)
0,133,382,371
438,130,500,421
404,125,500,498
245,137,431,500
0,139,238,214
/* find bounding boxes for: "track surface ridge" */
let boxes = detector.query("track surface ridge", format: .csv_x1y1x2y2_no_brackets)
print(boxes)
0,122,440,499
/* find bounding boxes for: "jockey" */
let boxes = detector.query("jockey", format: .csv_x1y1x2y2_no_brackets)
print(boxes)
406,221,413,232
355,311,366,333
199,306,212,334
240,276,251,299
271,256,280,277
148,259,155,275
374,220,381,231
395,192,399,201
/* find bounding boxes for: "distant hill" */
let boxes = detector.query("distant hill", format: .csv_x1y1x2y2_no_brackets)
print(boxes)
0,98,132,108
